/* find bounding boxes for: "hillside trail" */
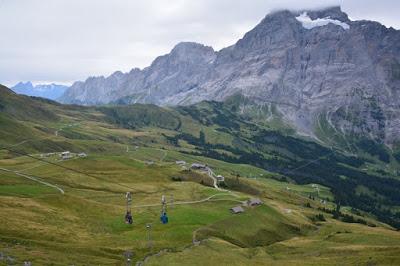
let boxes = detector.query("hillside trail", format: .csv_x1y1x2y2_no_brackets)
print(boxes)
205,166,240,198
132,193,242,209
0,167,65,194
0,122,85,195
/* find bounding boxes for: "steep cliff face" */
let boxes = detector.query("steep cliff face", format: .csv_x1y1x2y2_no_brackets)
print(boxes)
61,42,216,105
60,6,400,145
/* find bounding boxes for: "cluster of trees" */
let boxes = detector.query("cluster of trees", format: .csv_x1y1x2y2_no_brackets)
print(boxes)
318,206,373,227
177,102,243,130
310,213,326,222
356,139,390,163
99,105,181,130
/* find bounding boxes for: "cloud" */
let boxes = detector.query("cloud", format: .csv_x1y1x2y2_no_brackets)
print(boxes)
0,0,398,86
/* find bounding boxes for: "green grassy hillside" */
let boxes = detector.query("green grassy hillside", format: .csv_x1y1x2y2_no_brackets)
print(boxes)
0,85,399,265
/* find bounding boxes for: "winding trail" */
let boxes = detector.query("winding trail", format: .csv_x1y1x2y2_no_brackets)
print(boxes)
132,193,242,209
205,167,240,199
0,167,64,194
206,167,220,190
0,122,86,195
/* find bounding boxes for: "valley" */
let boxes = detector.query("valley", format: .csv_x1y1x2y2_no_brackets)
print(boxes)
1,85,400,265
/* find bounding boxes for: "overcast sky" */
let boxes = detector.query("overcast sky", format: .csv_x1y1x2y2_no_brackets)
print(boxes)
0,0,399,87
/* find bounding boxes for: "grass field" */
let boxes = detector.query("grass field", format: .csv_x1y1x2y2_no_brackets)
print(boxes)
1,149,399,265
1,86,400,265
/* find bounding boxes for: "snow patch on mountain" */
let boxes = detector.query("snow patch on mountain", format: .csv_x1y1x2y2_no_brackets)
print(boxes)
295,12,350,30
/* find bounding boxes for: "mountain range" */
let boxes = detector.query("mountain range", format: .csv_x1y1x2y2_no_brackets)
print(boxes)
11,81,68,100
3,4,400,265
59,6,400,146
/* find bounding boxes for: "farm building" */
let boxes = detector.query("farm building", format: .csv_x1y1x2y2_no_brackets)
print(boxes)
247,198,262,206
175,160,186,165
191,163,207,170
230,206,245,214
60,151,72,160
216,175,225,182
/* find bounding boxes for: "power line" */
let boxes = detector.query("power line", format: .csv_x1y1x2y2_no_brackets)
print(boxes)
0,140,29,151
285,148,336,176
2,146,136,191
3,147,100,179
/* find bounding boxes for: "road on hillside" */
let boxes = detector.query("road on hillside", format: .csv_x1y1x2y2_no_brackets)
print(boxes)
205,167,239,198
206,167,224,190
132,193,242,209
0,167,65,194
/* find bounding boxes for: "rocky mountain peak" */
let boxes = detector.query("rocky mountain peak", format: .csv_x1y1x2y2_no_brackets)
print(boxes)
234,9,300,51
149,41,216,72
167,42,216,63
11,81,68,100
111,70,124,77
59,6,400,145
14,81,34,90
306,6,350,22
258,9,297,26
171,42,214,54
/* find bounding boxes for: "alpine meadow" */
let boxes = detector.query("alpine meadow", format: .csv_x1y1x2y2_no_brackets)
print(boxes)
1,2,400,265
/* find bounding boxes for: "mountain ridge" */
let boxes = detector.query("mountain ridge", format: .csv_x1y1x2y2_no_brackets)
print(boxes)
59,6,400,146
12,81,68,100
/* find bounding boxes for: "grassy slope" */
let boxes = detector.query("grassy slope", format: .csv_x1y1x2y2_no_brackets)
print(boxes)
2,153,399,265
0,85,399,265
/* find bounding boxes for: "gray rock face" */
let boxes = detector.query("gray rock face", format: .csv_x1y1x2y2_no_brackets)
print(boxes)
60,6,400,145
61,42,216,105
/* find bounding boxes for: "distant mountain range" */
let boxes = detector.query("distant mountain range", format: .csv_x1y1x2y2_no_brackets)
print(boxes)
12,81,68,100
59,6,400,146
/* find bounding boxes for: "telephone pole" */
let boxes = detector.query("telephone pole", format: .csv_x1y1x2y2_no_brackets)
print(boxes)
146,223,153,251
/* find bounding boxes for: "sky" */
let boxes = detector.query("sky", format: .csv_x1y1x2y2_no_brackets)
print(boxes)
0,0,399,87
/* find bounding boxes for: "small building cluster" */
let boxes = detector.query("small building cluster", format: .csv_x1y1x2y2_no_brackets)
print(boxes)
60,151,72,160
190,163,207,171
230,198,263,214
40,152,56,158
47,151,88,160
